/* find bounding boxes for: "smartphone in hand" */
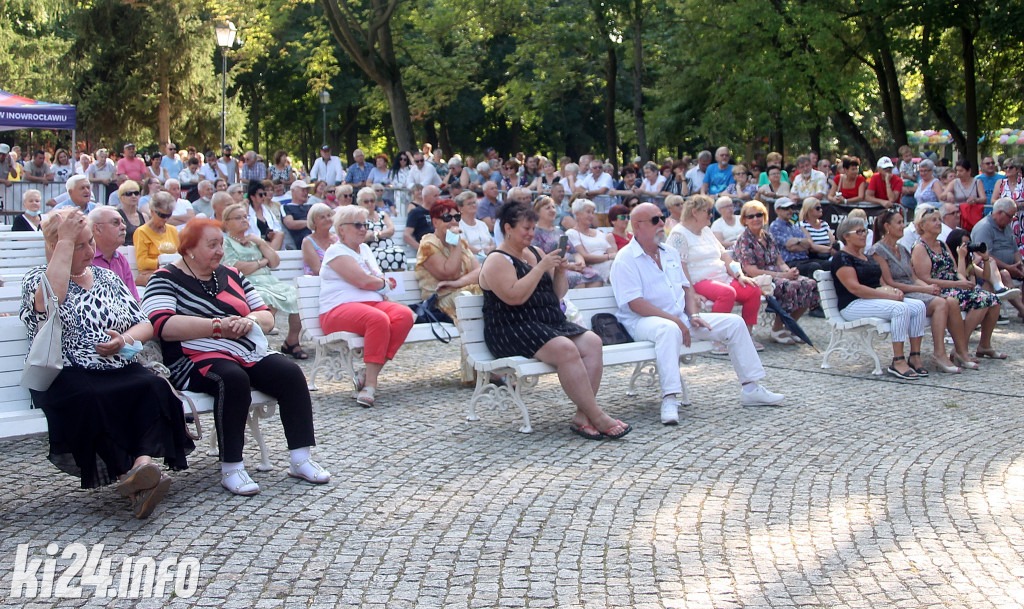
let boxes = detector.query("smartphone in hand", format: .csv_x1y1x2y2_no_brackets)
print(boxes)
557,235,569,257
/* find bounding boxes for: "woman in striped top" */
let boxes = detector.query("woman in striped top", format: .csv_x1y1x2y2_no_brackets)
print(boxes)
142,219,330,496
798,197,836,260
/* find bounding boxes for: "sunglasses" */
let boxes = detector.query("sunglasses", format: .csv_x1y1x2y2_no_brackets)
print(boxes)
123,191,140,197
814,206,822,211
846,228,868,236
415,159,425,164
440,213,462,223
343,222,369,230
615,214,629,221
646,215,665,225
745,212,765,219
254,191,267,197
154,211,172,219
340,193,352,198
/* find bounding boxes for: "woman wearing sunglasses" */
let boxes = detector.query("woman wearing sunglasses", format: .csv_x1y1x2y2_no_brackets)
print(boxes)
133,192,180,286
416,199,484,383
798,197,837,257
318,205,414,407
733,200,819,344
116,180,147,246
832,216,928,380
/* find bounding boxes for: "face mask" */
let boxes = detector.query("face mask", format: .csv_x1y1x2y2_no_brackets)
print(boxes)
445,230,461,246
119,340,144,359
24,209,41,217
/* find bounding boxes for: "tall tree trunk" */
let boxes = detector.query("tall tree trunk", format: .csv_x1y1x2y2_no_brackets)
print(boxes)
769,114,784,159
344,105,359,160
631,4,648,164
320,0,416,152
438,119,453,160
832,111,876,167
604,41,618,170
808,126,821,158
423,119,438,150
920,23,968,161
158,70,170,148
960,25,979,167
864,17,907,150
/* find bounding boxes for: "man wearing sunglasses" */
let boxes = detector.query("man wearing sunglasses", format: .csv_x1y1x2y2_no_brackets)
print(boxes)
405,152,442,188
610,203,784,424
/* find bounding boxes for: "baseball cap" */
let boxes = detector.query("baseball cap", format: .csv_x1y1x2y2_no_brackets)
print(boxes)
774,197,796,210
0,144,9,154
123,142,135,149
876,157,894,170
320,145,330,151
291,180,313,190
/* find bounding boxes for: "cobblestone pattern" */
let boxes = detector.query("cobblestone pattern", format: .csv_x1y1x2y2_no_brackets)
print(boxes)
1,315,1023,608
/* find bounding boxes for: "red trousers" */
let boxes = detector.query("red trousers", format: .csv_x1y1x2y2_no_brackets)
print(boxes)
693,279,762,326
319,300,415,364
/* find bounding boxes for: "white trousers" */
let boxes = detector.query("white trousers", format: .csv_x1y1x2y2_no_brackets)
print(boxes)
630,312,765,397
840,297,926,343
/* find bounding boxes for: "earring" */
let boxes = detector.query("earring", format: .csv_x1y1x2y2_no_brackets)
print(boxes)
190,254,195,260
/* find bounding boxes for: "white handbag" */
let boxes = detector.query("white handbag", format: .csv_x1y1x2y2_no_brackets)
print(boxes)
20,273,64,391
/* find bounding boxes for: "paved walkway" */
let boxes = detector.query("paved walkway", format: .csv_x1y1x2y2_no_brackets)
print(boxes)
2,316,1024,608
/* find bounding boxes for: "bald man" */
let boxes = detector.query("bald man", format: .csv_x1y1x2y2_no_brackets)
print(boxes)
610,203,783,424
89,206,140,300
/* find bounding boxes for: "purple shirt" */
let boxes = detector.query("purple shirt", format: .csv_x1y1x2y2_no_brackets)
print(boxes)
93,249,140,301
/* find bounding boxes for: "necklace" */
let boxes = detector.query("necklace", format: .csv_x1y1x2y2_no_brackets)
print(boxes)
182,258,220,299
70,268,91,279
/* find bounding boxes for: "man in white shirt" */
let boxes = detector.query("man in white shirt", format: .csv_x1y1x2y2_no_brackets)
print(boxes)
575,160,615,212
198,150,222,182
309,145,345,185
685,150,712,194
790,154,828,200
162,179,195,226
405,151,442,188
610,203,784,424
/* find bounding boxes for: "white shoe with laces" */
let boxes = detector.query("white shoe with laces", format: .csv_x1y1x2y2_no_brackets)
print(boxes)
660,395,681,425
740,384,785,406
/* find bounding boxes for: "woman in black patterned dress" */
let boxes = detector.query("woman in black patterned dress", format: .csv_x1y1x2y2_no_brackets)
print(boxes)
478,202,631,440
20,209,193,519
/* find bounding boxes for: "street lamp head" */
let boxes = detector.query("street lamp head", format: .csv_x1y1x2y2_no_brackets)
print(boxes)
215,20,237,49
319,90,331,105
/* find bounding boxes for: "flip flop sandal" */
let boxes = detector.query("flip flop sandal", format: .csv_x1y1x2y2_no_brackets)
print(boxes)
569,423,603,440
599,420,632,440
975,348,1007,359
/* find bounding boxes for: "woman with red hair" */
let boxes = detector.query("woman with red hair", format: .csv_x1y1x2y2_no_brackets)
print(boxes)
142,218,330,497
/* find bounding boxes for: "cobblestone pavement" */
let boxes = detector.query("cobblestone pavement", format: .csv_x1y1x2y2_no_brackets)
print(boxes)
2,315,1024,608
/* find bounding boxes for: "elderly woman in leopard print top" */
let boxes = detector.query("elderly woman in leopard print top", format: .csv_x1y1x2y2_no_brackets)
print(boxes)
19,208,193,519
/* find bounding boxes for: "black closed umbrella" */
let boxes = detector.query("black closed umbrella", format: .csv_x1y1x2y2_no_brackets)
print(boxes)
763,295,818,352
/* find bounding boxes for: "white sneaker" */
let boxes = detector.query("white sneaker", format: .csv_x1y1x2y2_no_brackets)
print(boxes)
661,396,681,425
740,384,785,406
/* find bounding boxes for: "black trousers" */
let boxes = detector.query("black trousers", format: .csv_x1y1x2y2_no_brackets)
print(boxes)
793,257,830,279
188,354,315,463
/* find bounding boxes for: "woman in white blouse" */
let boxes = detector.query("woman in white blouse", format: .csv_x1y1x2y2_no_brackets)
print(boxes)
566,199,616,282
455,191,494,263
710,196,744,248
317,205,414,407
667,195,764,352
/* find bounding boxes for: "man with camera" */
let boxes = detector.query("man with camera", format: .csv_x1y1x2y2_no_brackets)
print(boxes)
971,197,1024,282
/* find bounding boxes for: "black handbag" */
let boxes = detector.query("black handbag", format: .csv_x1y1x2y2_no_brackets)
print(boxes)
590,313,633,345
414,294,453,344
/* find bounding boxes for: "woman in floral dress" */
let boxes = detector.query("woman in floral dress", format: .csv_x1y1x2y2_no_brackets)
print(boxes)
733,201,819,344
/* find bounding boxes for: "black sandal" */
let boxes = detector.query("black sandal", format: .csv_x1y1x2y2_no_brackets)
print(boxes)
886,356,919,380
281,342,309,360
908,352,929,377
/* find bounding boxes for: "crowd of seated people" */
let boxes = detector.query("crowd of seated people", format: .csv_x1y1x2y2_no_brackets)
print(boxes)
12,143,1024,515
